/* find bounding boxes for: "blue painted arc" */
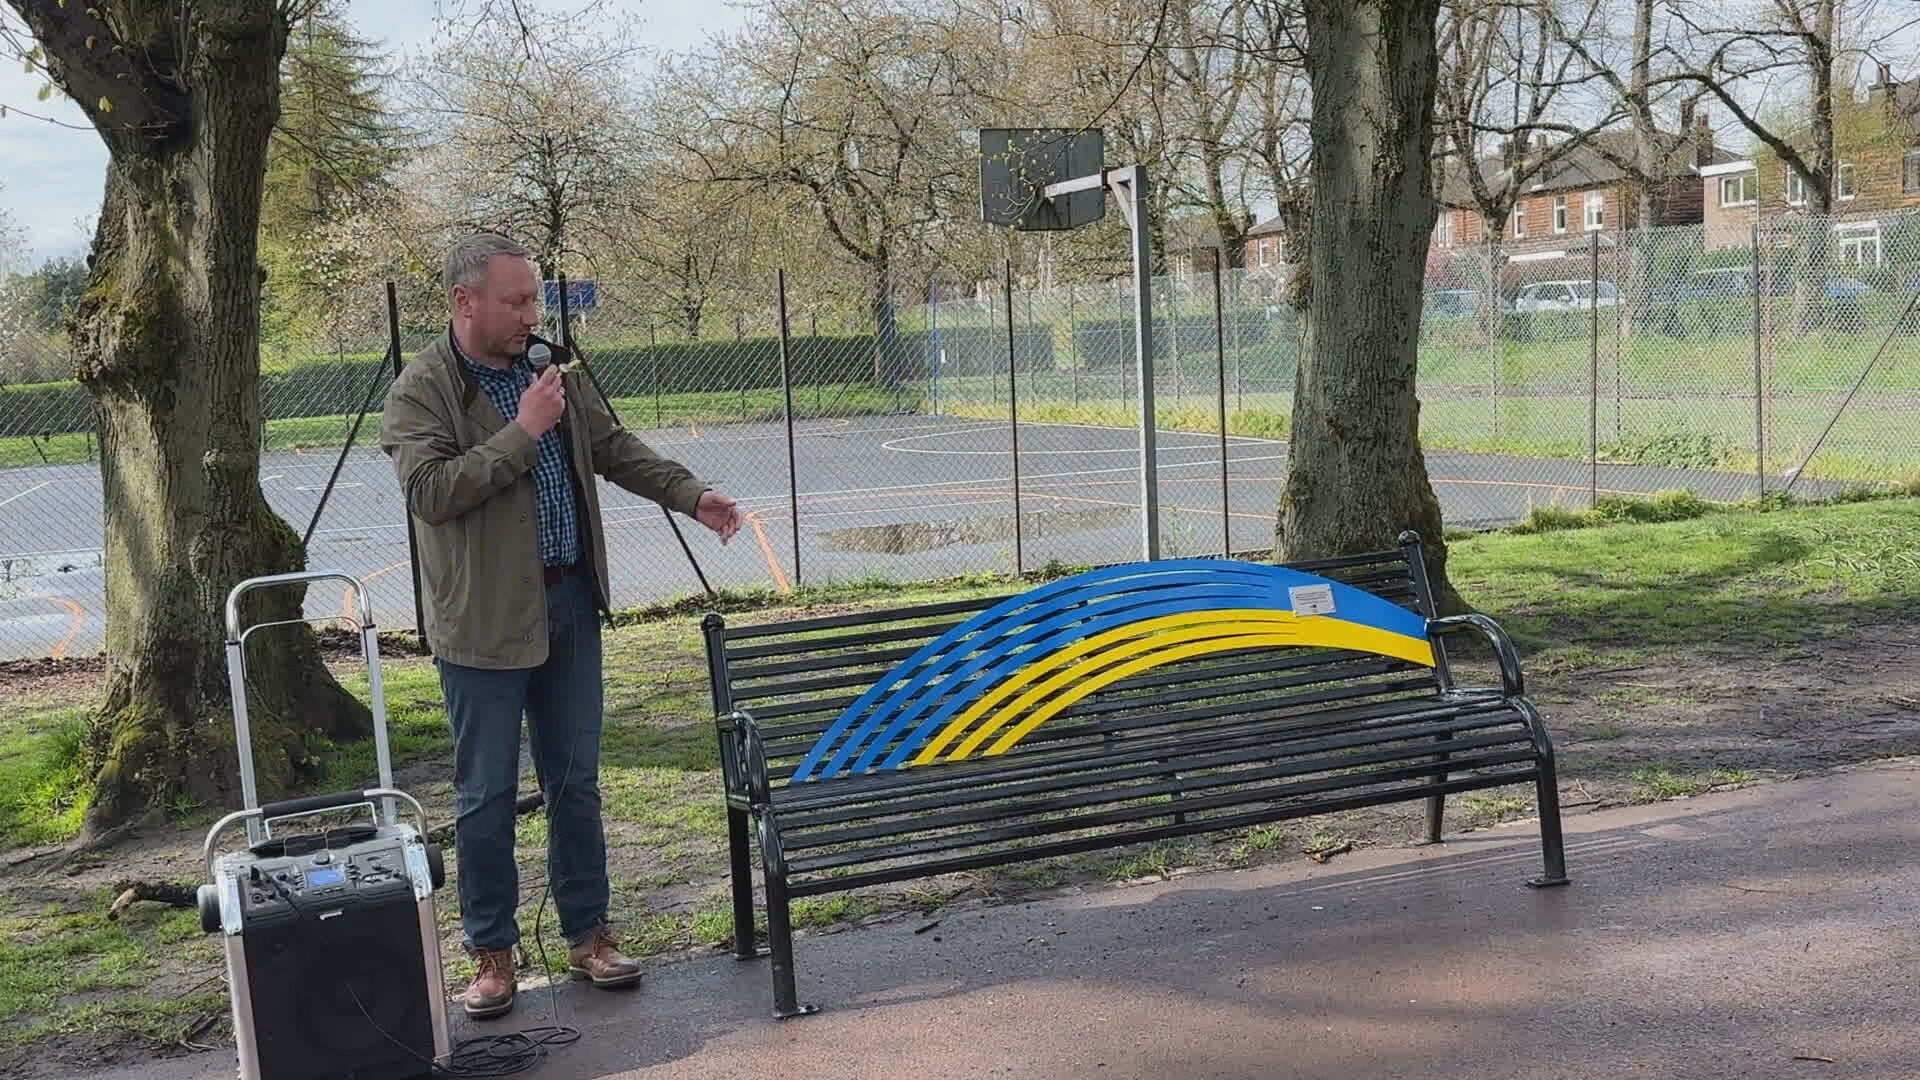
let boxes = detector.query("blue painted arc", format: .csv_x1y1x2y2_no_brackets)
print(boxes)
810,557,1305,776
790,559,1281,780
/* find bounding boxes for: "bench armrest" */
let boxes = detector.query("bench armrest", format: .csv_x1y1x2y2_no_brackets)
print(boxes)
716,709,772,806
1428,614,1526,698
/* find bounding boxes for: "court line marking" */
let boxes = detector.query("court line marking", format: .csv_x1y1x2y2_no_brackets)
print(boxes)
0,481,52,509
746,509,791,594
49,596,85,659
341,560,409,622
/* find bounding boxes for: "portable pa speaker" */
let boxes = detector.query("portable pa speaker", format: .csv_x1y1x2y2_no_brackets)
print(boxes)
199,572,452,1080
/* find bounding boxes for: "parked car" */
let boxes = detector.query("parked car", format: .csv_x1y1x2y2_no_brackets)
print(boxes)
1423,289,1483,317
1512,280,1619,312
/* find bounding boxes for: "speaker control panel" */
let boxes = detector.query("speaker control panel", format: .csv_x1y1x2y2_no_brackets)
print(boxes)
235,840,416,919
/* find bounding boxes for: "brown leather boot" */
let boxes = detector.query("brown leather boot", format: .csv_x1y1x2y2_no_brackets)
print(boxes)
568,926,642,987
463,946,516,1019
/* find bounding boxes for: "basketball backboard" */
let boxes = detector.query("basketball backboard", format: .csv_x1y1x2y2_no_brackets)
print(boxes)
978,128,1106,231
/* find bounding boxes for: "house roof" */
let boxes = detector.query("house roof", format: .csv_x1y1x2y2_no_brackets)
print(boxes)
1248,214,1286,237
1438,129,1743,208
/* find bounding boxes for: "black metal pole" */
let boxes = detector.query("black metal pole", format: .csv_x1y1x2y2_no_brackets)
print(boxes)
1752,225,1766,498
388,283,429,652
559,274,716,600
1006,260,1023,575
1213,248,1229,558
1589,239,1600,505
777,270,801,587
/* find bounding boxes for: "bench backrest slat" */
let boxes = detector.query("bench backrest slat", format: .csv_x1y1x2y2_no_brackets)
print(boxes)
706,540,1448,792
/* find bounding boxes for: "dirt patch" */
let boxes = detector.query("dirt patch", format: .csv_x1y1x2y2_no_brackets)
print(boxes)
0,658,105,700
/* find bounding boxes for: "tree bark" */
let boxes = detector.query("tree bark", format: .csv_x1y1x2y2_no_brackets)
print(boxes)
11,0,370,845
1280,0,1463,614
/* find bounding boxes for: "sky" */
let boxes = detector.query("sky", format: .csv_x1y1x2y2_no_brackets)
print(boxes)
0,0,745,262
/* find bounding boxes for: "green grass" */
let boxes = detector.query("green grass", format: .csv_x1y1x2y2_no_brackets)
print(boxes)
0,700,90,847
0,896,223,1047
1226,824,1288,866
1103,843,1190,881
1629,767,1710,802
1457,794,1534,830
1446,498,1920,654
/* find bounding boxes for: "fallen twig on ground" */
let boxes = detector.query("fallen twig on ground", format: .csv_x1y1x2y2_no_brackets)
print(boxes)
107,879,196,918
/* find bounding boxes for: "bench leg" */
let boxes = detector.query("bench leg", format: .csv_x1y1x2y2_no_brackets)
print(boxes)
1527,757,1571,889
762,861,818,1019
726,807,760,960
1425,728,1454,844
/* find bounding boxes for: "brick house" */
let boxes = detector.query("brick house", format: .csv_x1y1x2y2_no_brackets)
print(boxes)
1431,115,1740,263
1244,215,1285,269
1700,65,1920,259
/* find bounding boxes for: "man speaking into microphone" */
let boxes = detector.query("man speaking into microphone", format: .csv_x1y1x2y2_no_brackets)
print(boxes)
381,232,743,1019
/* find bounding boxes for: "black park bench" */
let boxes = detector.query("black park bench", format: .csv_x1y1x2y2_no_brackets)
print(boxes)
701,533,1569,1018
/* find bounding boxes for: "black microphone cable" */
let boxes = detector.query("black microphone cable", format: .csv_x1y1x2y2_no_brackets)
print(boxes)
527,329,719,601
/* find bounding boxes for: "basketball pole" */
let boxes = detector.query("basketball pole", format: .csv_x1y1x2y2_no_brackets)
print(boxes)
1046,166,1158,561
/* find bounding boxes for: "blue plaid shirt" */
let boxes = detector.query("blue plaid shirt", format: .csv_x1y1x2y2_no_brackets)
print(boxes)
453,335,581,568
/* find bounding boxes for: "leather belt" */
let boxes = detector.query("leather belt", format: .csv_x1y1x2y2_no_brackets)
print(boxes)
542,563,575,586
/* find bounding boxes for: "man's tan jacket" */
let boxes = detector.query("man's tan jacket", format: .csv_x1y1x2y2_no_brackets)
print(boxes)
379,331,708,669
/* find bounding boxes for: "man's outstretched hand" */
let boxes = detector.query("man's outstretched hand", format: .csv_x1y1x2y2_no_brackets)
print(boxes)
696,490,742,543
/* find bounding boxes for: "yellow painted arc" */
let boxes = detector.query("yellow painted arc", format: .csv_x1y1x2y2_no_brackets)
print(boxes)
947,619,1292,760
910,609,1296,766
975,621,1438,759
967,614,1436,757
911,610,1436,766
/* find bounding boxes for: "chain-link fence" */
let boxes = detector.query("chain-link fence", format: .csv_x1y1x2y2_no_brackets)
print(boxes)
3,210,1916,659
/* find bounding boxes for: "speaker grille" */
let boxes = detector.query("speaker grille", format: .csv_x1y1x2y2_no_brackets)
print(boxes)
242,892,434,1080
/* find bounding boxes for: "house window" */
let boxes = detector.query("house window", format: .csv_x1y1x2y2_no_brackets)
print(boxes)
1512,202,1527,238
1435,211,1454,248
1787,169,1808,206
1905,150,1920,194
1837,162,1856,201
1836,221,1881,266
1584,191,1604,230
1553,195,1568,233
1719,172,1757,207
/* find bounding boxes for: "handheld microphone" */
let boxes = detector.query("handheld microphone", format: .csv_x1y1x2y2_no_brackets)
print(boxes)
525,335,576,372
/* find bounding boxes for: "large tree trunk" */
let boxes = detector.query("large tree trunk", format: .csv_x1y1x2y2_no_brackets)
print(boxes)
1281,0,1463,614
869,255,906,403
14,0,370,845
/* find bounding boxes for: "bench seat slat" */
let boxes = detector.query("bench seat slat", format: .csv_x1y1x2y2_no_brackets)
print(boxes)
788,748,1541,876
784,772,1526,898
782,722,1531,847
762,693,1509,806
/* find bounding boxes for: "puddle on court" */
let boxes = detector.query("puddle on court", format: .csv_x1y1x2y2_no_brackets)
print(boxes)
818,506,1134,555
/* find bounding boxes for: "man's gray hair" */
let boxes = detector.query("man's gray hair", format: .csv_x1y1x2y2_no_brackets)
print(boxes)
445,232,534,291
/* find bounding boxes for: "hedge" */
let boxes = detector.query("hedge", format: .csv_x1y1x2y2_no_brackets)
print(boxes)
0,331,947,438
1072,310,1274,369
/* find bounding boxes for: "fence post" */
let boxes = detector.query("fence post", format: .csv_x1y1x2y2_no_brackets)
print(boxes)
777,270,801,587
1589,237,1600,505
1212,248,1229,558
649,322,661,428
1486,244,1500,437
928,279,941,416
1069,280,1079,406
387,282,429,653
1005,261,1023,575
1752,223,1766,498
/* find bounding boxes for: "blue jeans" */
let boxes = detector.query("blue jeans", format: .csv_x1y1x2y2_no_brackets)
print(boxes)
436,568,607,951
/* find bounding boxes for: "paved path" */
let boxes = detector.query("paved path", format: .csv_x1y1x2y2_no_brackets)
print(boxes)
92,762,1920,1080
